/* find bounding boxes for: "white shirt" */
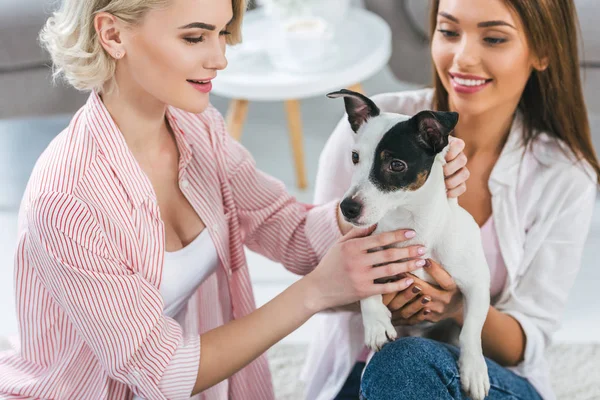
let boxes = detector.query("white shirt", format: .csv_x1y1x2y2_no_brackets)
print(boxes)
301,89,598,400
134,229,219,400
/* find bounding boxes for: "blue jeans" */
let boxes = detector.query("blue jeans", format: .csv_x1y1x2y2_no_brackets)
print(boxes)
335,362,367,400
358,337,543,400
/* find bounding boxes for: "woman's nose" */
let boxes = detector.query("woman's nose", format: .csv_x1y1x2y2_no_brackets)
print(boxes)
454,37,479,69
206,40,228,71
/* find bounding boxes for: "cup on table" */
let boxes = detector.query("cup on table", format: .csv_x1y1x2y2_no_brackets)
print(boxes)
279,16,331,70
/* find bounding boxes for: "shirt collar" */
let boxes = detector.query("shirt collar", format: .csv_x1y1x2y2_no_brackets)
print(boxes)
84,91,194,209
165,106,194,172
488,111,526,193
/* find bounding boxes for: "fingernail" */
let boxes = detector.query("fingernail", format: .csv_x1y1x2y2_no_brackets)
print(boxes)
405,278,414,287
423,260,431,268
416,259,426,267
424,309,431,315
405,230,416,239
417,247,426,255
412,286,422,294
422,296,431,304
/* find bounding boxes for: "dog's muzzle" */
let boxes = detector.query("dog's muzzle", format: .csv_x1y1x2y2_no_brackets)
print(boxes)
340,197,363,221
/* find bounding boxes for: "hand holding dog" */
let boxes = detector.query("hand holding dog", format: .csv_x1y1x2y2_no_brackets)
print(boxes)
336,136,469,235
306,227,427,312
379,136,469,322
445,136,469,198
383,259,464,325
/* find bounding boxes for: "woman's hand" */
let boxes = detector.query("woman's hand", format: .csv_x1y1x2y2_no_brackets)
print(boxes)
306,226,428,312
445,137,469,198
382,259,464,325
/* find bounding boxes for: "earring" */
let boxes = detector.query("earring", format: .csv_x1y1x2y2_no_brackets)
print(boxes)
114,51,123,59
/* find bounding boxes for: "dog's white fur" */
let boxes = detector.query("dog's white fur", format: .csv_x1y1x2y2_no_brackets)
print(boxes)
346,112,491,400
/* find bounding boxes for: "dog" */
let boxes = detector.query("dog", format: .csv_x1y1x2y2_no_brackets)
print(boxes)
328,89,491,400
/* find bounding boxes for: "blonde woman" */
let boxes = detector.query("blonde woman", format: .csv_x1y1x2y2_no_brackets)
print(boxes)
0,0,470,399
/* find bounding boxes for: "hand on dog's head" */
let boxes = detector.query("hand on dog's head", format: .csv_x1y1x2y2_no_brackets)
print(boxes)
328,89,460,226
413,110,459,155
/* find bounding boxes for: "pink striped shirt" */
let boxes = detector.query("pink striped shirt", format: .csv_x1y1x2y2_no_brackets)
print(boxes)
0,91,341,400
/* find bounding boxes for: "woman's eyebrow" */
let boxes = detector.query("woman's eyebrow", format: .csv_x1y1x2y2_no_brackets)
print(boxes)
179,22,215,30
438,12,516,29
178,16,234,31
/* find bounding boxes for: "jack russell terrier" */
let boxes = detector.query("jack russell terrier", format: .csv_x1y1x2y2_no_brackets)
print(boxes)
328,89,491,400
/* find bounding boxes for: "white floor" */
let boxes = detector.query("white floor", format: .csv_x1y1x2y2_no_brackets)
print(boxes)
1,67,599,347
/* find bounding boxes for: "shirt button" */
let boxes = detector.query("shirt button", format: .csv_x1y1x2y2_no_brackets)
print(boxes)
181,180,190,189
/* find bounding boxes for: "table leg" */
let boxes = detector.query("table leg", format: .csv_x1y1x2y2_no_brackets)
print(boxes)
225,99,249,141
347,83,364,94
284,100,308,190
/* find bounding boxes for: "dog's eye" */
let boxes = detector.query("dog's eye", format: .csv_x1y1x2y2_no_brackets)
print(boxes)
390,160,407,172
352,151,359,165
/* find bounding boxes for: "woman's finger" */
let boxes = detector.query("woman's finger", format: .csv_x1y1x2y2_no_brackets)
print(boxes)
446,183,467,198
371,276,417,296
445,167,470,190
423,259,457,290
393,307,431,325
444,152,467,177
370,258,426,281
397,293,430,320
365,245,425,266
446,136,465,162
342,224,377,241
356,229,419,251
382,292,397,306
387,283,423,311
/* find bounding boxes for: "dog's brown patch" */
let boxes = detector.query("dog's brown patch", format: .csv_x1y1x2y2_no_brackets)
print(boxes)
407,171,429,191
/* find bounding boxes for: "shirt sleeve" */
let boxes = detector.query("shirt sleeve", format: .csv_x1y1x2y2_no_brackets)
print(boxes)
157,335,200,399
205,105,342,275
27,191,199,400
495,167,597,374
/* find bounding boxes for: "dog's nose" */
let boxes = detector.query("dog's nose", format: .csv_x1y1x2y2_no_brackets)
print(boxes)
340,198,363,220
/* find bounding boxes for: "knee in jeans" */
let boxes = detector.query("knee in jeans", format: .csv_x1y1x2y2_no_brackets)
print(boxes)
362,337,455,385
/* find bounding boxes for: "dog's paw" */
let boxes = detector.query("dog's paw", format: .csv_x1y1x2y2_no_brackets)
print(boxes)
459,353,490,400
363,308,397,351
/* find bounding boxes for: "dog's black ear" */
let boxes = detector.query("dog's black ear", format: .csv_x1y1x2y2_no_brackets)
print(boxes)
413,110,459,154
327,89,380,133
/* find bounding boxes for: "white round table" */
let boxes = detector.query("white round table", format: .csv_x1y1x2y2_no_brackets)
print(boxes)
212,7,391,189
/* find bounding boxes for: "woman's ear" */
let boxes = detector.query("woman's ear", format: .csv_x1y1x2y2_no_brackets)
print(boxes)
94,12,126,59
533,56,549,72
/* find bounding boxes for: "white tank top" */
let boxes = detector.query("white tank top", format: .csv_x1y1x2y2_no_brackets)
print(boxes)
161,229,219,320
133,229,219,400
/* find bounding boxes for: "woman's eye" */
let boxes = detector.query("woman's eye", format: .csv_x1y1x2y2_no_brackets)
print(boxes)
484,37,507,45
352,151,359,165
184,36,204,44
390,160,407,172
185,30,229,44
437,29,459,38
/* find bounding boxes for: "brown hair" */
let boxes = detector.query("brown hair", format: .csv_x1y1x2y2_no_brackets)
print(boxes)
429,0,600,184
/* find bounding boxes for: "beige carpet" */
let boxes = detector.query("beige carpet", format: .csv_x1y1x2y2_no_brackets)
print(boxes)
2,337,599,399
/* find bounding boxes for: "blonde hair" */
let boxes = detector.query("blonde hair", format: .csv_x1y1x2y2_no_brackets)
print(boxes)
40,0,246,93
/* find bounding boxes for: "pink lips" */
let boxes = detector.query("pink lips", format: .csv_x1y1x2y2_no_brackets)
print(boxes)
449,72,492,94
187,78,213,93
